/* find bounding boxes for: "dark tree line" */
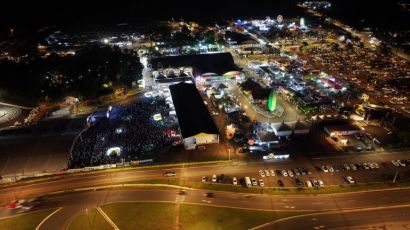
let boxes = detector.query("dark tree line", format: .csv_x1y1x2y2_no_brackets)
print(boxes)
0,46,143,104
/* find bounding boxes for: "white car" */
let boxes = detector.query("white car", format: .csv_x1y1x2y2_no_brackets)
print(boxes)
306,180,313,188
328,166,334,173
343,164,350,171
287,170,294,177
232,177,238,185
259,170,266,178
372,162,380,169
318,180,324,187
392,160,400,167
282,170,288,177
164,171,176,177
350,163,357,171
399,160,406,167
265,170,270,177
346,176,355,184
321,165,329,173
212,174,217,182
251,178,258,186
270,169,275,176
363,163,370,170
202,176,207,182
259,179,264,187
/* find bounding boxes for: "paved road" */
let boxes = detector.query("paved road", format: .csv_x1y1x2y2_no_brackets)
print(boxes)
256,204,410,230
0,150,408,229
8,186,410,230
1,150,410,202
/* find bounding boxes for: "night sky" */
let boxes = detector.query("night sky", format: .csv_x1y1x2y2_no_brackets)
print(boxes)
1,0,409,30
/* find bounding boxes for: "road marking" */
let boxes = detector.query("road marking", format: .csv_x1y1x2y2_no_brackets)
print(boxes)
96,206,119,230
35,207,62,230
250,203,410,230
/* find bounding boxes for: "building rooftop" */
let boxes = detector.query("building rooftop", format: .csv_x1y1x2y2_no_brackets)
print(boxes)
169,82,219,138
151,53,240,76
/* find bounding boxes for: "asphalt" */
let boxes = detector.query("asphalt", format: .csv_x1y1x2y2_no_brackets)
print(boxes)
0,151,409,229
16,187,410,230
255,204,410,230
2,150,410,201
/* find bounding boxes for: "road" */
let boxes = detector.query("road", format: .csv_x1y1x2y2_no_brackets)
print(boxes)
0,149,408,229
256,204,410,230
6,186,410,229
1,150,410,201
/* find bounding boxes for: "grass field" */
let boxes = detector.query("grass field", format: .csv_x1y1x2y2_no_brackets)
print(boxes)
180,203,307,230
0,208,57,230
68,202,310,230
102,202,175,230
68,208,112,230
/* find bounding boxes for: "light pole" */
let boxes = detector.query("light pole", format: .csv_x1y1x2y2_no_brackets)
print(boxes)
228,148,231,161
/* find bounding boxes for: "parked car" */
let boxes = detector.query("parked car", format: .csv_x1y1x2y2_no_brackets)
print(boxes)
346,176,355,184
251,178,258,186
220,174,226,183
259,170,266,177
318,180,324,187
212,174,217,182
259,179,264,187
270,170,276,176
392,160,400,167
264,170,270,177
282,170,288,177
232,177,238,185
201,176,207,182
350,163,357,171
275,170,282,176
287,170,294,177
278,180,284,187
294,168,301,176
321,165,329,173
306,180,313,188
311,178,319,187
399,160,407,167
295,178,303,187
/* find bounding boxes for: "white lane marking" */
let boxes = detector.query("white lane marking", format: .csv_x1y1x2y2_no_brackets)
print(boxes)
35,207,63,230
96,206,119,230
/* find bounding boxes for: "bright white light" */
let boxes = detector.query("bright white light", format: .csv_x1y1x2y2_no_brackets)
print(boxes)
103,38,109,44
144,92,153,98
116,128,123,134
153,113,162,121
106,147,121,156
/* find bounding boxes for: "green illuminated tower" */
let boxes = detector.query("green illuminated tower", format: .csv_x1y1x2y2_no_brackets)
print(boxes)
268,89,277,112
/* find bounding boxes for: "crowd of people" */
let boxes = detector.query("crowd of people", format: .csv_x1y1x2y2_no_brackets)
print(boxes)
68,96,179,168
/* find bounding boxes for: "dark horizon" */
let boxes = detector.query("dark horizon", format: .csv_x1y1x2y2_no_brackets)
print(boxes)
1,0,409,31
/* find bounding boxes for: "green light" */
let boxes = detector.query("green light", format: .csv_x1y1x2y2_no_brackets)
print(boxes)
268,89,277,112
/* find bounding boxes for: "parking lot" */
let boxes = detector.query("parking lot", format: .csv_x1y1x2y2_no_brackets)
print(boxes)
198,155,410,189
